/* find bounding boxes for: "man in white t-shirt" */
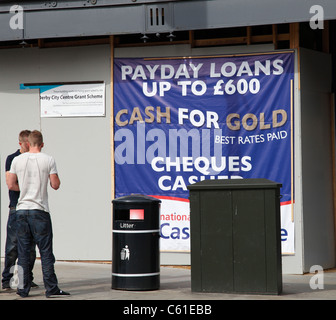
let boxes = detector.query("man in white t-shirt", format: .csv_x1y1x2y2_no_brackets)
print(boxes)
8,130,70,298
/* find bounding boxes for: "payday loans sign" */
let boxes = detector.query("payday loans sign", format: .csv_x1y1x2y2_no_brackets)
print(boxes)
114,52,295,254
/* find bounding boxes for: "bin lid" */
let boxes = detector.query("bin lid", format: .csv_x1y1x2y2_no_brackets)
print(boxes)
112,194,161,204
187,178,282,190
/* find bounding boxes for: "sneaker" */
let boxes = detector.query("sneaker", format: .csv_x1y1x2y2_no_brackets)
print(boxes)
3,282,38,291
46,289,70,298
2,283,11,290
16,291,28,298
3,288,15,292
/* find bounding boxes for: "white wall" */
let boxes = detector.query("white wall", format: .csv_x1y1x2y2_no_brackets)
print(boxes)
0,45,112,260
300,48,335,272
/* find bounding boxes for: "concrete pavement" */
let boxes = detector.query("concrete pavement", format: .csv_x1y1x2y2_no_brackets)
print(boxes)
1,259,336,300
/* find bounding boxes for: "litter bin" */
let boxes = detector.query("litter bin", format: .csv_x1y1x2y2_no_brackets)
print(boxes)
112,194,161,290
187,179,282,295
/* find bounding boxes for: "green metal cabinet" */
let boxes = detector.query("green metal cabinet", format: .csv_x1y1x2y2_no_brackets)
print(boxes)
187,179,282,295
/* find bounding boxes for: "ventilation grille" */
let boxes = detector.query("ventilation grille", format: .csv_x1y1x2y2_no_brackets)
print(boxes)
146,4,172,32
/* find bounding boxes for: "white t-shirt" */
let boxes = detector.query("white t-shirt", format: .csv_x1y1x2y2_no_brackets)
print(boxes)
10,152,58,213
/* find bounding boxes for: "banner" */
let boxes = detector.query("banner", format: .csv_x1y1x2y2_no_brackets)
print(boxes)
114,52,295,254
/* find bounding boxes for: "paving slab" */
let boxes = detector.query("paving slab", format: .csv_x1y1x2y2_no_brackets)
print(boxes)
1,260,335,301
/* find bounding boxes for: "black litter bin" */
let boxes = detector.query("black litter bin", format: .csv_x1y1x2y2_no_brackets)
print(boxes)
112,194,161,290
187,179,282,295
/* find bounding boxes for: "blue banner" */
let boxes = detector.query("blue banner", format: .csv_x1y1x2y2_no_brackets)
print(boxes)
114,52,294,204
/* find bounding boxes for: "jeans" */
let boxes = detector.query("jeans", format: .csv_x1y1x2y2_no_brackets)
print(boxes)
16,209,59,297
1,209,36,288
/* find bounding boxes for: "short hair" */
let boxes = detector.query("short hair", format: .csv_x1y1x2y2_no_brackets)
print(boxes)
28,130,43,147
19,130,31,142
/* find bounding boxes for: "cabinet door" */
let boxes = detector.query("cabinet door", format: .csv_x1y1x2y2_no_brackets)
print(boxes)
232,189,267,293
199,190,233,292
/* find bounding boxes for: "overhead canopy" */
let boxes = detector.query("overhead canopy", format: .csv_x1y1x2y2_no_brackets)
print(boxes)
0,0,335,42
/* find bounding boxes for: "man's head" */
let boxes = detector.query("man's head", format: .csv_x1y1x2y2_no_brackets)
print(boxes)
19,130,31,153
28,130,44,148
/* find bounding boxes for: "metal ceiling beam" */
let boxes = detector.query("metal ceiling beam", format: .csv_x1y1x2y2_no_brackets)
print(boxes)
0,0,335,42
0,0,179,13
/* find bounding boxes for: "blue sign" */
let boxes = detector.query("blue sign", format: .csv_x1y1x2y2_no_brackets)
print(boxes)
114,52,294,204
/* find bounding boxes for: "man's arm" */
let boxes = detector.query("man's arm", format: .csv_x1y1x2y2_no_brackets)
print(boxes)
50,173,60,190
6,172,20,191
